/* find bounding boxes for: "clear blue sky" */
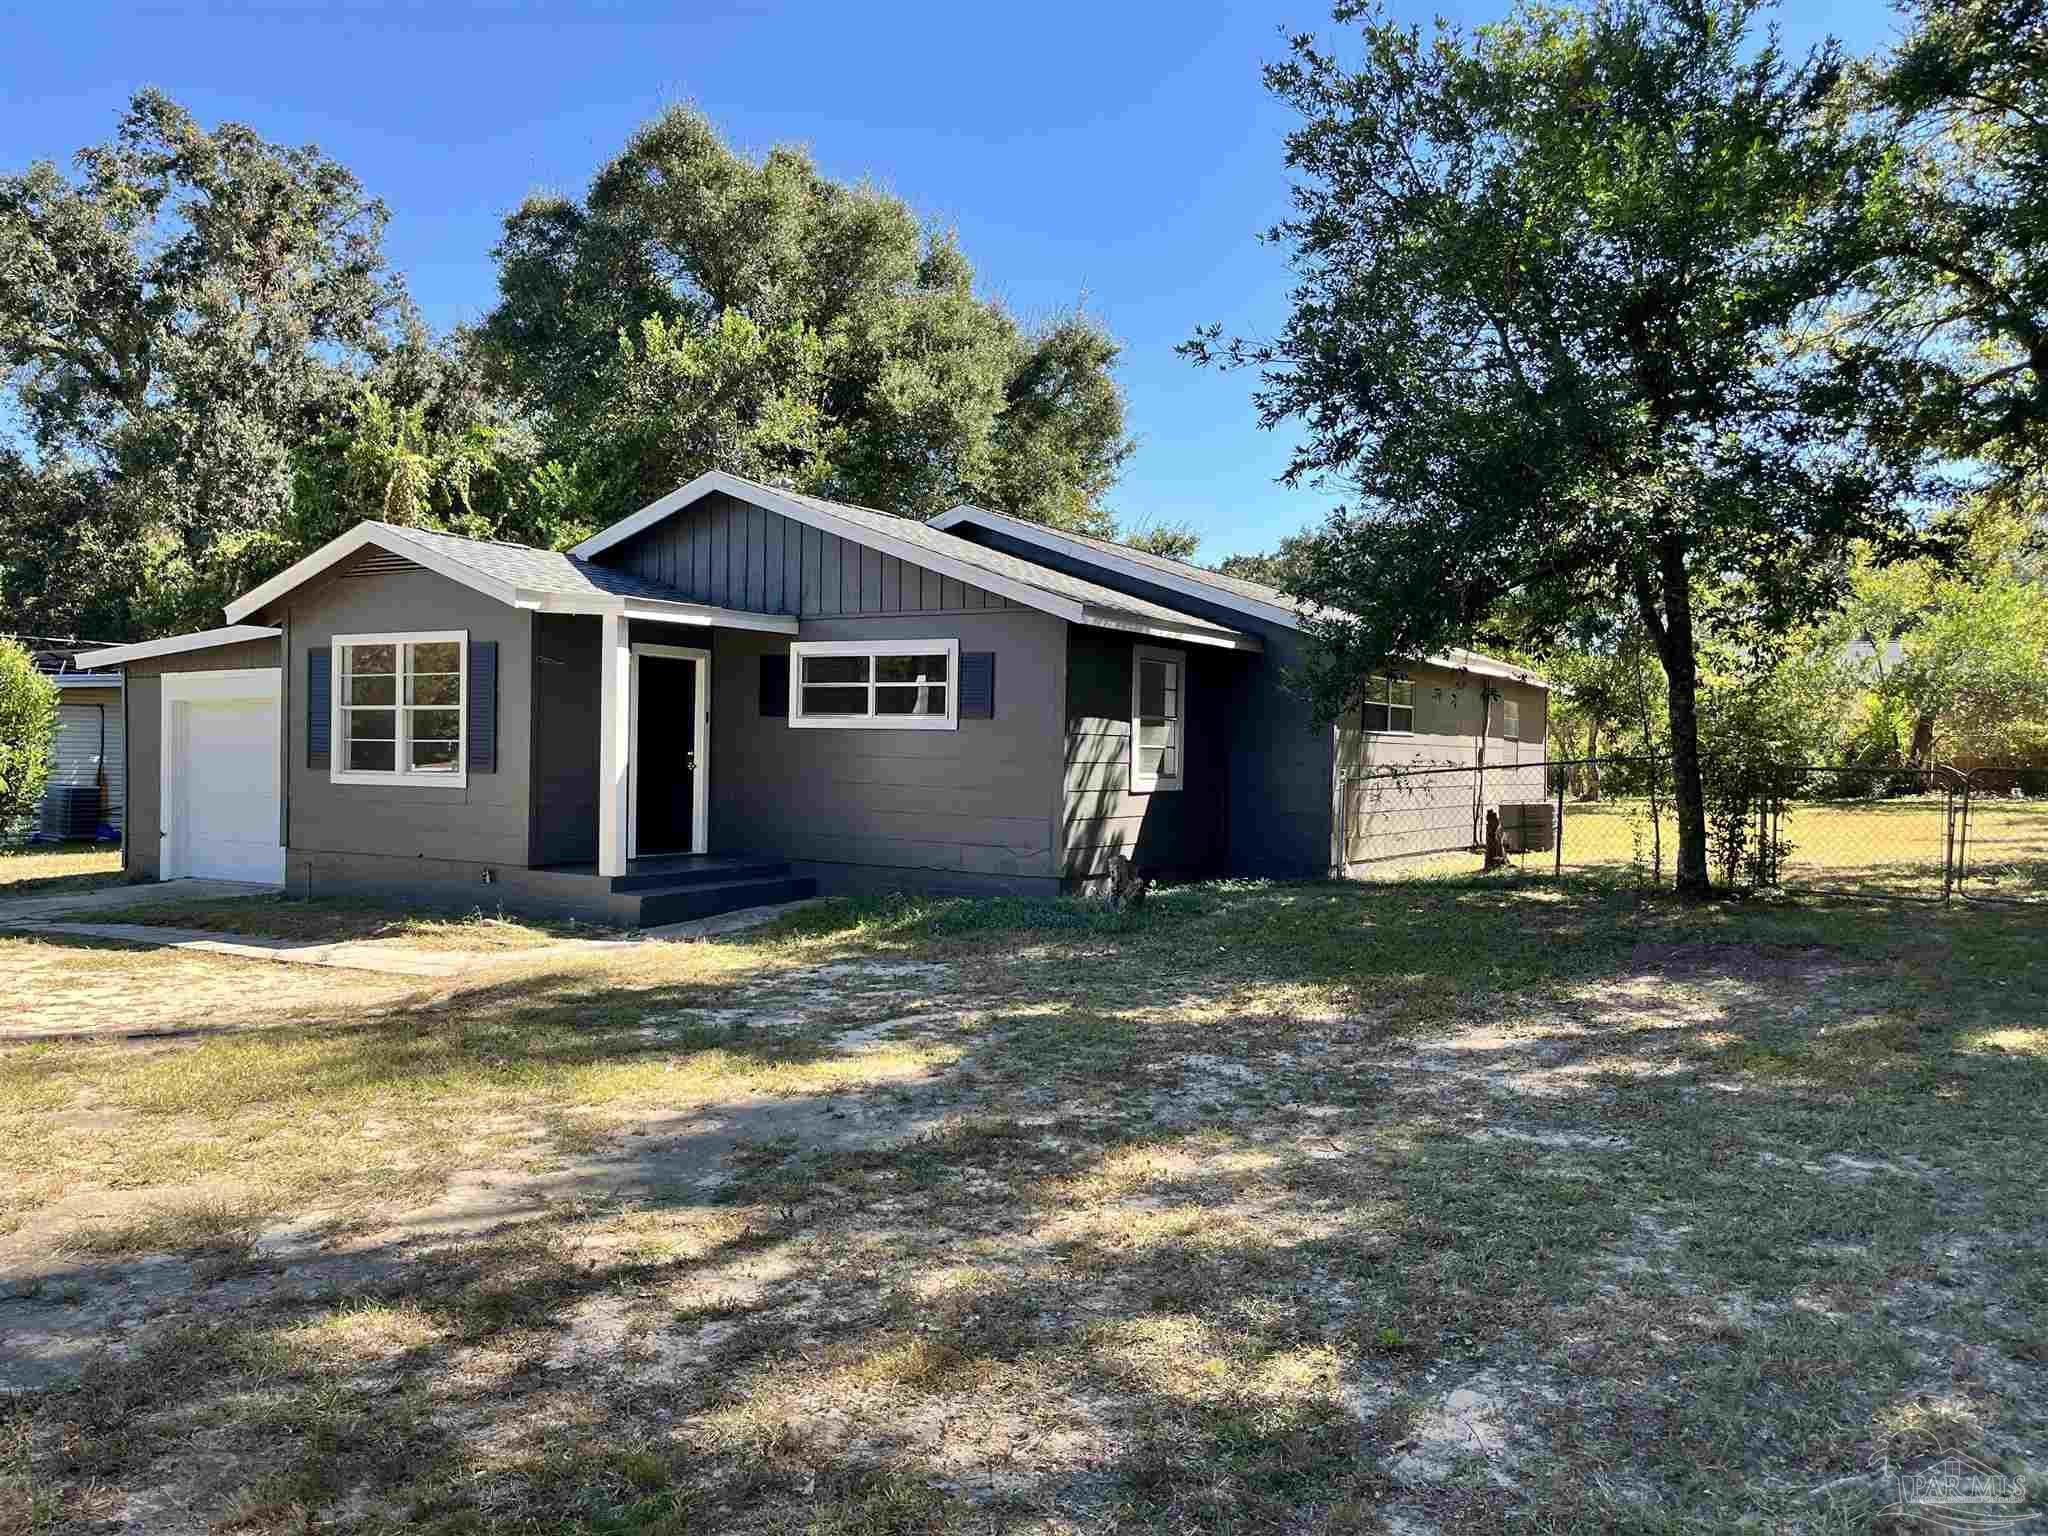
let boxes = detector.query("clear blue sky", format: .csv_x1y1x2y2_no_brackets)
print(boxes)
5,0,1900,560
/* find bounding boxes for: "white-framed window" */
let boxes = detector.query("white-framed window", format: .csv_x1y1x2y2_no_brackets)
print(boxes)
1502,697,1521,739
789,639,958,730
332,631,467,786
1130,644,1186,793
1360,674,1414,734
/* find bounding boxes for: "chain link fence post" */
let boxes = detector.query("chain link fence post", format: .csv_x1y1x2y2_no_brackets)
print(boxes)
1554,766,1565,877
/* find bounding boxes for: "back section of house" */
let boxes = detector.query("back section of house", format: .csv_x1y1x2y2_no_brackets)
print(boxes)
941,522,1338,882
1333,662,1551,864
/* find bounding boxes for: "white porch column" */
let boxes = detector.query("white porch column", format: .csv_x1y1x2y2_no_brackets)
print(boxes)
598,612,631,876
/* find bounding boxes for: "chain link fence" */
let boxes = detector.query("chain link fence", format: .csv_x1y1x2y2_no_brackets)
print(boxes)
1339,757,2048,905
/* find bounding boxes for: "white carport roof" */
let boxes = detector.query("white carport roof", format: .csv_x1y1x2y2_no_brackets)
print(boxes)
79,625,282,668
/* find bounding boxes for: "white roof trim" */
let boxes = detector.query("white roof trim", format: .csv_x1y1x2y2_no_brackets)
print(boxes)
932,504,1308,630
225,523,522,624
931,505,1543,687
79,625,281,669
1078,606,1262,652
570,471,1257,650
512,589,799,634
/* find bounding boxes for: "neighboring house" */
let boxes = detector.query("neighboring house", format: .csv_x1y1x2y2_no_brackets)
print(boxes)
7,639,125,842
83,472,1549,923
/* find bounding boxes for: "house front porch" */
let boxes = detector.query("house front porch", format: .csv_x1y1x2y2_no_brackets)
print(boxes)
523,852,815,928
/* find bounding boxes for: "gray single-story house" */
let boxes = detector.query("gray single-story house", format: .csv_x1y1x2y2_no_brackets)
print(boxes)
82,472,1548,923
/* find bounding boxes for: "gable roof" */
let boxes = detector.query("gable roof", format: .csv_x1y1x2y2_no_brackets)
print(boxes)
80,625,282,669
929,504,1546,688
222,520,797,634
570,471,1261,651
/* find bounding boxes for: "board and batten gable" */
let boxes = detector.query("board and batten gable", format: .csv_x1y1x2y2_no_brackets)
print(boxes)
249,549,536,873
594,489,1025,618
581,487,1066,894
944,525,1336,878
119,636,283,881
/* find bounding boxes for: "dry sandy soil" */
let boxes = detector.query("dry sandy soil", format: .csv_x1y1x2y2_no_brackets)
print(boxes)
1,877,2043,1534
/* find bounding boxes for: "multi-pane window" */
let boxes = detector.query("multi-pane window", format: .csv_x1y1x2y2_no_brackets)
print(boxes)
334,633,465,784
1130,645,1185,792
1502,697,1521,739
790,640,958,729
1359,674,1414,734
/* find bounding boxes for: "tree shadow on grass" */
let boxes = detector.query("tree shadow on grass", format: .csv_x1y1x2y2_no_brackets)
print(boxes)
5,880,2044,1531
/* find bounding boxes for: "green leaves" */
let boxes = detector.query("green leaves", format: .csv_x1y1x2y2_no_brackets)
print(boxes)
477,104,1133,530
0,639,59,834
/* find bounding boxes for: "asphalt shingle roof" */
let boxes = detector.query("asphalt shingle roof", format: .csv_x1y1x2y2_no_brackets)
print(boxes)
369,523,705,604
942,503,1544,684
362,485,1252,644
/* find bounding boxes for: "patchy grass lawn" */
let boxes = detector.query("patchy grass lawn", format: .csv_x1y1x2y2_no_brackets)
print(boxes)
0,841,124,900
69,894,626,950
0,876,2043,1534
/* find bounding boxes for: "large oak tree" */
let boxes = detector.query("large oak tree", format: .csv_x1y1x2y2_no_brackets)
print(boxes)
481,106,1133,532
1187,0,1925,895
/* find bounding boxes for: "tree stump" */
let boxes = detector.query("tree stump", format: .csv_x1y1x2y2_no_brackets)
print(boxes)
1483,807,1511,871
1107,853,1149,913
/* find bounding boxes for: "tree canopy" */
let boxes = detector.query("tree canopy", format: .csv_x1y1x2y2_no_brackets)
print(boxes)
1186,0,1928,893
478,106,1133,532
0,89,408,633
0,96,1136,641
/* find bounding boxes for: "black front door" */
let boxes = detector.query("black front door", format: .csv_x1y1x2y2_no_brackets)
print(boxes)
635,655,697,854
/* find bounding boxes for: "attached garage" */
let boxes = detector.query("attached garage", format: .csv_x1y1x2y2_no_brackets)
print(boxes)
160,671,284,882
79,626,285,886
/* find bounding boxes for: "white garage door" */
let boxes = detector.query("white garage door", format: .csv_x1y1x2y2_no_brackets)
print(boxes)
165,673,285,884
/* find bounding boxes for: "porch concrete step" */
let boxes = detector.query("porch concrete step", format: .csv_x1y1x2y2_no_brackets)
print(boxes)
631,875,818,926
609,857,793,893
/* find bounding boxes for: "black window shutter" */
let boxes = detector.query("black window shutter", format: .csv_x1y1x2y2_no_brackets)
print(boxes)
760,651,789,717
307,649,331,767
959,652,995,718
468,640,498,773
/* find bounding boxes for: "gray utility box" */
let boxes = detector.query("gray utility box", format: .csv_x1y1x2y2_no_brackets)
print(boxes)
1498,800,1556,853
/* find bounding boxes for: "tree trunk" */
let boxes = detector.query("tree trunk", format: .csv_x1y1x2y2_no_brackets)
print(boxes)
1908,712,1937,771
1584,719,1603,800
1631,536,1711,897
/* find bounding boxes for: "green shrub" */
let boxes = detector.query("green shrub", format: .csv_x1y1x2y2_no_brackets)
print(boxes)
0,638,59,839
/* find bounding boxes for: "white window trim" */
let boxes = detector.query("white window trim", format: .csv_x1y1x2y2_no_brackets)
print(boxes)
1130,644,1187,794
1359,674,1416,737
1502,697,1521,740
788,638,960,731
330,630,469,788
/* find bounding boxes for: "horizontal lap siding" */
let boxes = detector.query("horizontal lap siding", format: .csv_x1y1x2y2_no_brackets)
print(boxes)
951,528,1336,879
711,611,1063,882
120,638,283,882
278,566,534,868
600,491,1019,617
1062,628,1228,882
1335,666,1551,862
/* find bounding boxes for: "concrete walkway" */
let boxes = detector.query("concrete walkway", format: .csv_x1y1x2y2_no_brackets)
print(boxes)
0,886,819,982
1,920,469,977
0,877,276,925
